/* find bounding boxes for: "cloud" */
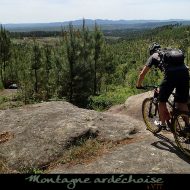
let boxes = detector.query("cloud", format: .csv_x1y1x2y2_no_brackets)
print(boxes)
0,0,190,23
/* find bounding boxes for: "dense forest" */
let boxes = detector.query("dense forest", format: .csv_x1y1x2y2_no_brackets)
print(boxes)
0,21,190,110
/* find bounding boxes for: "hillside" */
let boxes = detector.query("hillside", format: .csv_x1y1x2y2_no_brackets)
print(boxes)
3,19,190,32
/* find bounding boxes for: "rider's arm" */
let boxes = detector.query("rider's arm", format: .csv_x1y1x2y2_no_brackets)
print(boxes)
136,65,150,88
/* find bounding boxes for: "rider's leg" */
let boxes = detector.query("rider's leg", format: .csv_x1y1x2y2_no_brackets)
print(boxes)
158,77,174,127
158,102,171,126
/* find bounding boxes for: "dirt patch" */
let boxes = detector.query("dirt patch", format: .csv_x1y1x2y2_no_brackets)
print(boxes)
0,89,17,97
0,132,14,144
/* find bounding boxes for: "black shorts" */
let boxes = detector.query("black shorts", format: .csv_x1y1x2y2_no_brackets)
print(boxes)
159,67,189,103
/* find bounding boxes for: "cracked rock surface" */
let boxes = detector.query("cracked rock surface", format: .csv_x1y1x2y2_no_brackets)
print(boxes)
1,91,190,173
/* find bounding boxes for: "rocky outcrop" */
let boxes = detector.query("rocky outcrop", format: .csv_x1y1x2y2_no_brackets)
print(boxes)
50,92,190,174
50,132,190,174
124,91,153,120
106,91,153,121
0,101,141,172
1,91,190,174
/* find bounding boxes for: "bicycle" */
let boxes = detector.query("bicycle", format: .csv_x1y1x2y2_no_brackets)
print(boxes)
140,85,190,157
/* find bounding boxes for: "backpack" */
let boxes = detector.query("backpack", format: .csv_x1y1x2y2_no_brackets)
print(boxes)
157,48,185,68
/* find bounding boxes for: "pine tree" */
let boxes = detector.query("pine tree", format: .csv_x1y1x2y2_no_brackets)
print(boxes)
0,25,11,88
31,40,42,95
44,44,52,99
64,21,95,107
65,23,76,103
93,22,104,95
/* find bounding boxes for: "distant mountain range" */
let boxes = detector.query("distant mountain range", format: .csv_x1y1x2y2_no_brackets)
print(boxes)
2,19,190,32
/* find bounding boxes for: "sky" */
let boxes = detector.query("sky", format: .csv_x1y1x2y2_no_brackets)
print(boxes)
0,0,190,24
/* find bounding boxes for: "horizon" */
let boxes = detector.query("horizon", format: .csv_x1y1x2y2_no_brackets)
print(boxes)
2,18,190,25
1,0,190,24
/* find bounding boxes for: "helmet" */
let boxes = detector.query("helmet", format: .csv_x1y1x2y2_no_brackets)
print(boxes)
149,42,161,55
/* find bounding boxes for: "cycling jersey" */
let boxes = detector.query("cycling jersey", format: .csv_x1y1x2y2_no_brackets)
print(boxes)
146,53,189,103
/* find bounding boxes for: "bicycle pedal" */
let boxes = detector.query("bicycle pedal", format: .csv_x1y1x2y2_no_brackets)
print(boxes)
162,126,171,131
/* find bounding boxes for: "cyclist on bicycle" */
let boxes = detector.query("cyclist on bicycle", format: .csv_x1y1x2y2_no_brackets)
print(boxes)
136,42,190,133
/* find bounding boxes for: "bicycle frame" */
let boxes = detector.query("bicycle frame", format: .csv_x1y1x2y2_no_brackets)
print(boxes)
142,85,190,157
145,86,177,130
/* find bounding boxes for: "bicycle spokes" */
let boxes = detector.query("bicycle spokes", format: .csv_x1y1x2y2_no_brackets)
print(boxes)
148,102,158,118
173,113,190,157
142,98,162,134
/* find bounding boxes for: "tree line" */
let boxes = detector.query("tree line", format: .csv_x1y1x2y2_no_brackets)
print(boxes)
0,21,116,108
0,23,190,110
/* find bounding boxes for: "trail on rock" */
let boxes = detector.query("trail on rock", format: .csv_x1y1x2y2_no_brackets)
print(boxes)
49,91,190,173
1,90,190,174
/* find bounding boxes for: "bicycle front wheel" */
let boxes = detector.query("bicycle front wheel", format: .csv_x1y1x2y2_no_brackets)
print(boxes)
142,97,162,134
173,111,190,157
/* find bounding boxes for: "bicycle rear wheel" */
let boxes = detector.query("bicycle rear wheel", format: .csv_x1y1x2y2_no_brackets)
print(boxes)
142,97,162,134
173,111,190,157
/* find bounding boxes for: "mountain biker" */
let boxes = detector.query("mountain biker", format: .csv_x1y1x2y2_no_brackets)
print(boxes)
136,42,190,132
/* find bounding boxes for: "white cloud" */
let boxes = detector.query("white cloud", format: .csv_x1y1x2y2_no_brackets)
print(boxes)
0,0,190,23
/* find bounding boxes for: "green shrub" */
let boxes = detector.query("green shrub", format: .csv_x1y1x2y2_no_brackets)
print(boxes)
0,96,9,104
88,86,135,111
0,81,3,89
